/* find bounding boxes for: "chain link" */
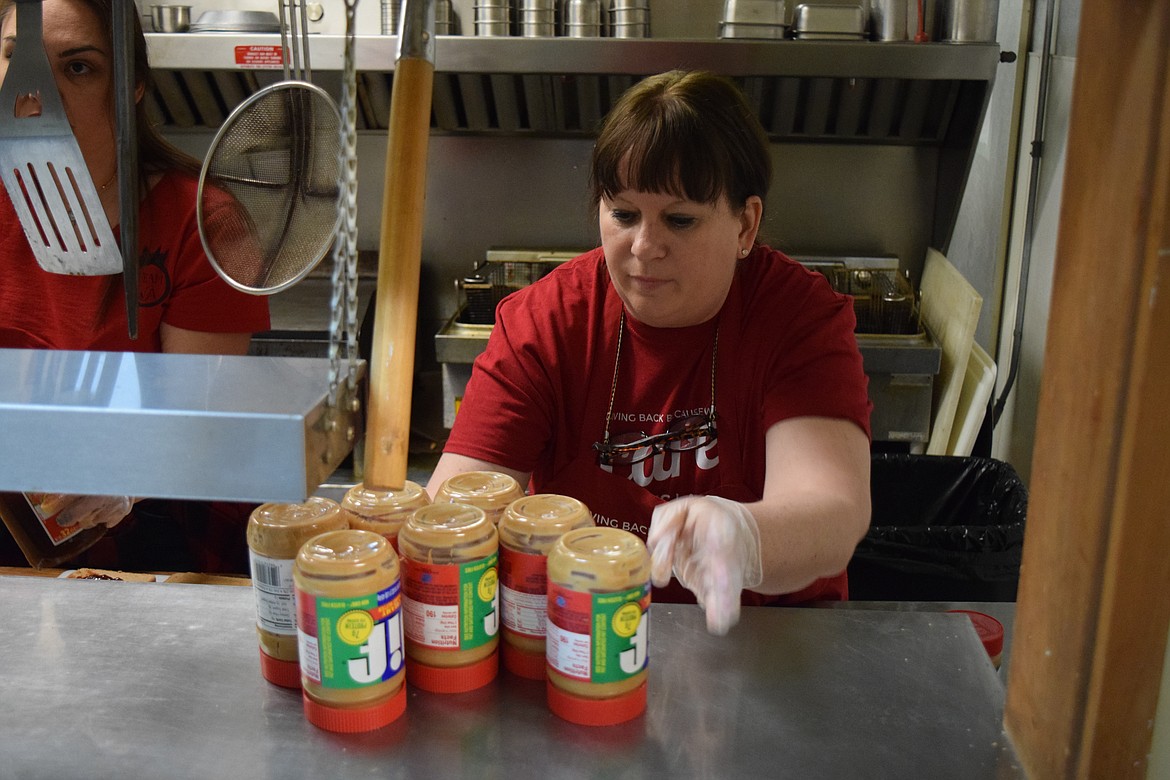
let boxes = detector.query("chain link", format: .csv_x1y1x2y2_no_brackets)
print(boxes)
328,0,362,409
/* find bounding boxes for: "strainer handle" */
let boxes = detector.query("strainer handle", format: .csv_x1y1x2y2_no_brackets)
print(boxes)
364,0,436,491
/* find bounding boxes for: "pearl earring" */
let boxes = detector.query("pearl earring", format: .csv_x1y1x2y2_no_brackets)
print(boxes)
740,247,749,257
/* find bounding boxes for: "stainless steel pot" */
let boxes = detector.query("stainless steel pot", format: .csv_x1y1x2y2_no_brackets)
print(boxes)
150,4,190,33
941,0,998,42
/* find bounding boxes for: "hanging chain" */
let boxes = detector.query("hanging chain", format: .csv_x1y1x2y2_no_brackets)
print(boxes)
328,0,361,409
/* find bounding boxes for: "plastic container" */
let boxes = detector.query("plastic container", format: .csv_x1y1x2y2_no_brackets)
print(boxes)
398,503,500,693
246,496,348,688
433,471,524,526
0,492,108,569
294,529,407,732
498,494,595,679
948,609,1005,669
545,527,651,726
340,481,430,552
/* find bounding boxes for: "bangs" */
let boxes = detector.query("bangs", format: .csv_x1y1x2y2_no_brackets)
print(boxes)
589,71,772,213
592,97,729,206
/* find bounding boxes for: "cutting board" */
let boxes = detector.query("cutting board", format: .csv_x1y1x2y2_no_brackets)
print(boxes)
947,342,997,457
919,249,983,455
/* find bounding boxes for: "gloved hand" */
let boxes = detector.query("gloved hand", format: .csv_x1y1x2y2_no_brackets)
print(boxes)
647,495,763,636
36,494,136,530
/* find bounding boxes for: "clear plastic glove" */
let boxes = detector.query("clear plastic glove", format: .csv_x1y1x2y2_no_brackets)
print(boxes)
647,495,763,636
41,494,135,530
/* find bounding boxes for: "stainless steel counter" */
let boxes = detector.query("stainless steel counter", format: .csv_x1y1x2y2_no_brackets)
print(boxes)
0,575,1021,778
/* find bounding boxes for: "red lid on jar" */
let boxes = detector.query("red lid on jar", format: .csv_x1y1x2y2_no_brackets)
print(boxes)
258,649,302,689
302,683,407,733
502,642,546,680
547,679,647,727
406,651,499,693
948,610,1005,658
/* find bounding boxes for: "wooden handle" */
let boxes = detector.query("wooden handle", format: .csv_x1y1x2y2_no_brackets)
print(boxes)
364,56,434,491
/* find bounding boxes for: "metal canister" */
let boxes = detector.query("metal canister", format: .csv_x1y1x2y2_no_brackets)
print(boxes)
870,0,910,40
436,0,454,34
608,0,650,38
518,0,556,36
380,0,401,34
565,0,602,36
941,0,998,42
475,0,512,36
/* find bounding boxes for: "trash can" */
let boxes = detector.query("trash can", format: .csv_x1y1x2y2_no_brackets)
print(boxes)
847,454,1028,602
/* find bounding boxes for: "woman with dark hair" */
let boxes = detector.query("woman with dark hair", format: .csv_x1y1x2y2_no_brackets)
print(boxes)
427,70,873,634
0,0,269,561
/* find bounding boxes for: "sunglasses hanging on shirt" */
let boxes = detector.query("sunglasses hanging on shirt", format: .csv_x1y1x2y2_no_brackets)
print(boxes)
593,310,718,467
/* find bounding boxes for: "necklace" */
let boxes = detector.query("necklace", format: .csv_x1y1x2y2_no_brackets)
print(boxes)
99,172,117,191
598,309,719,448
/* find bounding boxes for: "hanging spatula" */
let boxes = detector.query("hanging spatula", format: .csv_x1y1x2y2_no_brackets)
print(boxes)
0,0,122,276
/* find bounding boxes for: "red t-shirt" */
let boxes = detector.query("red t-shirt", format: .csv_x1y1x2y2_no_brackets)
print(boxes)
445,246,871,603
0,171,270,351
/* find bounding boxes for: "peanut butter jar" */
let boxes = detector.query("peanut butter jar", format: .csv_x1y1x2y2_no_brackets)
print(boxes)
246,496,348,688
398,502,500,693
498,494,594,679
433,471,524,525
546,527,651,726
340,481,430,552
294,529,407,732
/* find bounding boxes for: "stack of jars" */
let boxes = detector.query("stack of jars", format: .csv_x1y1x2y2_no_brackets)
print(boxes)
246,470,652,731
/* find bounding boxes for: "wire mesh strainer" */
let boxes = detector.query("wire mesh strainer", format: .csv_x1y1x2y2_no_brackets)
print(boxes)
196,0,342,294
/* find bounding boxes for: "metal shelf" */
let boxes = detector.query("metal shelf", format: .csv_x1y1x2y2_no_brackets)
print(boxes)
145,34,1000,80
145,34,999,148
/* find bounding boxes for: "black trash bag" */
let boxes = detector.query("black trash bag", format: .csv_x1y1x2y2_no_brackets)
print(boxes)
847,453,1028,602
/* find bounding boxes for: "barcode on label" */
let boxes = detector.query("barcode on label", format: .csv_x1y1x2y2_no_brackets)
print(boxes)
253,560,282,587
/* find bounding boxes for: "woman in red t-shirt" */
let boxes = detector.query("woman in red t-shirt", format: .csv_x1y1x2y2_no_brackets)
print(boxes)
0,0,269,568
428,70,873,634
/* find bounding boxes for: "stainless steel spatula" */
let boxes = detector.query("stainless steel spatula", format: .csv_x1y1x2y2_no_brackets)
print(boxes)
0,0,122,275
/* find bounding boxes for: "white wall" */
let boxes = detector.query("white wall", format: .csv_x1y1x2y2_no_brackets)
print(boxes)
988,0,1078,484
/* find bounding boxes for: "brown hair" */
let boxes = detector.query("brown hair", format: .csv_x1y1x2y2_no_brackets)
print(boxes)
589,70,772,213
0,0,200,182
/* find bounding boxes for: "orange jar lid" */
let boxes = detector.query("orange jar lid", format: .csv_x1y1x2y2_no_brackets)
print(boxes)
948,610,1005,658
407,650,499,693
546,679,647,727
258,649,301,689
502,642,546,680
302,683,407,733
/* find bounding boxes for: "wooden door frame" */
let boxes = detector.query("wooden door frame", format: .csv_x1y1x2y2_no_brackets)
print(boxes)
1003,1,1170,777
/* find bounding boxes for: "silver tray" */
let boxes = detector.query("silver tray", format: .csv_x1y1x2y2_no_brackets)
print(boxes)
190,10,281,33
793,3,867,36
720,21,789,39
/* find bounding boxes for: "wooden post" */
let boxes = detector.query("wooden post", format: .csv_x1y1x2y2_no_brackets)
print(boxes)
1002,2,1170,777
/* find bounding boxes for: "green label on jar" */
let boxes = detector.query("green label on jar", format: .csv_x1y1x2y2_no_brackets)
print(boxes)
403,552,499,651
547,582,650,684
296,580,405,689
459,551,499,649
